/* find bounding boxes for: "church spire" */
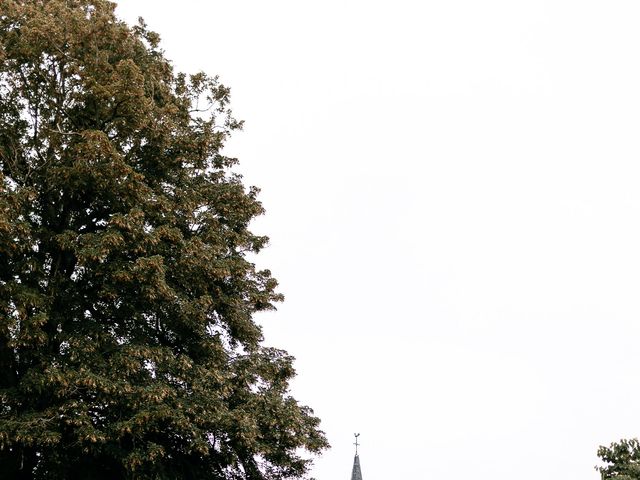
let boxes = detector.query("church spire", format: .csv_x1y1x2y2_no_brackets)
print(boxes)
351,434,363,480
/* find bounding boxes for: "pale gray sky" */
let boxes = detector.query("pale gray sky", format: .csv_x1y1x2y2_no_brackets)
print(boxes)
117,2,640,479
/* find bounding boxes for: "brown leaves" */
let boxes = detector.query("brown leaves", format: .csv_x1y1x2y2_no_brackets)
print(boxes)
0,1,326,477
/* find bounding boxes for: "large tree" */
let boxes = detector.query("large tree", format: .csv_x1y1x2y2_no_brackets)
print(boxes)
597,439,640,480
0,1,327,478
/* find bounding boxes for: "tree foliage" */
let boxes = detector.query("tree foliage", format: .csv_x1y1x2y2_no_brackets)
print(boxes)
597,439,640,480
0,1,327,478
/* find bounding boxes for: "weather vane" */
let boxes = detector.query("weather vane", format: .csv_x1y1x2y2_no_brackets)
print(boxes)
354,433,360,455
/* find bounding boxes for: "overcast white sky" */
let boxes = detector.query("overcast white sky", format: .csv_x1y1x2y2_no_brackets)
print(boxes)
117,2,640,479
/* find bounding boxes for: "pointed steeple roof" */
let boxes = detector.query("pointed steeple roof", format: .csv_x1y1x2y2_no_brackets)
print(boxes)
351,453,363,480
351,434,363,480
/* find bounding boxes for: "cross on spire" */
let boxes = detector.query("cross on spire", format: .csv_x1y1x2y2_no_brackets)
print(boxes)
351,434,363,480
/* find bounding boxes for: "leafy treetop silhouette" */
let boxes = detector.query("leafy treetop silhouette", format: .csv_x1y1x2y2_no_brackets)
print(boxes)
0,1,328,478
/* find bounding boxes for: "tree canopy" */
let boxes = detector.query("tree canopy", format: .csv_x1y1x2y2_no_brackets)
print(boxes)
597,439,640,480
0,1,327,478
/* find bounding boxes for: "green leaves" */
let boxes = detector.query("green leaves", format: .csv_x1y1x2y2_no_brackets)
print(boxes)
0,1,327,478
598,439,640,480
